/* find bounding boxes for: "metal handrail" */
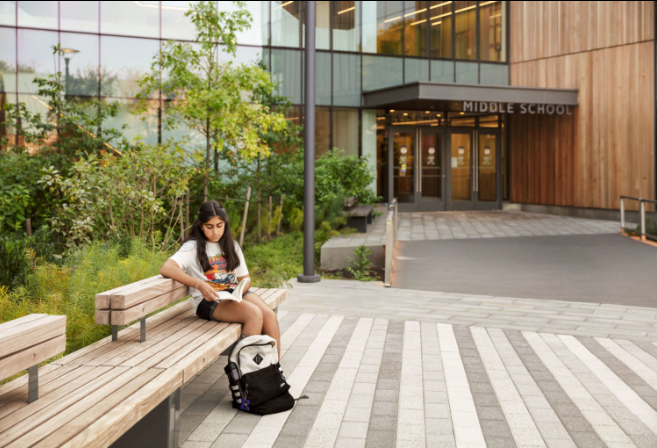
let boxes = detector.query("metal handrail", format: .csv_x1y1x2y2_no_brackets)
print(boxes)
620,196,657,241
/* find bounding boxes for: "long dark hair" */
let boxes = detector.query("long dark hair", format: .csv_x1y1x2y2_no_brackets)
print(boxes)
184,201,240,272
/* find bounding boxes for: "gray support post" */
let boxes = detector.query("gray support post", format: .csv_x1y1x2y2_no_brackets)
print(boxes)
140,317,146,343
27,365,38,403
620,197,625,230
640,200,646,240
112,325,119,341
298,0,320,284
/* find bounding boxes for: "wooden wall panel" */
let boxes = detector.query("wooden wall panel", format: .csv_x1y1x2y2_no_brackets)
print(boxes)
509,2,655,210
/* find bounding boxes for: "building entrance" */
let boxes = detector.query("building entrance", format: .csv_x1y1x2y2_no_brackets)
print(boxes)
389,126,501,212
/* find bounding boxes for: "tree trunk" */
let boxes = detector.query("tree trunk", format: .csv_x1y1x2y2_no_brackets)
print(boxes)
204,118,210,202
256,157,261,243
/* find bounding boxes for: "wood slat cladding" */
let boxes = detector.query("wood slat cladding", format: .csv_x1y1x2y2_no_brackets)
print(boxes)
509,1,655,210
510,1,654,63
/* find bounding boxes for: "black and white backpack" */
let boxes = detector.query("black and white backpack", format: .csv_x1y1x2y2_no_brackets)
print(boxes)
224,335,297,415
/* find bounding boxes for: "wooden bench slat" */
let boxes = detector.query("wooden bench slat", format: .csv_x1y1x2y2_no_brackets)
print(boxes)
32,368,161,448
0,314,48,332
52,300,193,367
67,306,195,368
153,322,230,370
0,315,66,359
0,335,66,380
95,314,200,368
110,277,187,310
110,287,190,326
94,310,110,326
0,365,115,443
0,366,95,421
8,367,149,448
131,320,218,369
179,324,242,383
59,368,183,448
94,276,163,310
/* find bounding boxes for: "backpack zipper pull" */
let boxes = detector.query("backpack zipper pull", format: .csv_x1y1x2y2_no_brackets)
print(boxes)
295,395,309,401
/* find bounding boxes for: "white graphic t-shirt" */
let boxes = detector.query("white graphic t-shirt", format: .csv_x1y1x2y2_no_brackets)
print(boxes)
169,240,249,307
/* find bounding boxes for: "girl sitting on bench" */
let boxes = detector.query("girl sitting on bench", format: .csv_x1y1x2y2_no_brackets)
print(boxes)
160,201,281,357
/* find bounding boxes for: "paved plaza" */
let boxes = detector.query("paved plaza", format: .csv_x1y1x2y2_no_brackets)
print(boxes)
397,211,620,241
179,280,657,448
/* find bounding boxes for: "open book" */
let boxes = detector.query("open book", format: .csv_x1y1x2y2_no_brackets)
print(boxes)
215,278,250,303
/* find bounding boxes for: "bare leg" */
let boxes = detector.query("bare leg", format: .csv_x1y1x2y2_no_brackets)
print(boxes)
242,293,281,359
212,299,263,336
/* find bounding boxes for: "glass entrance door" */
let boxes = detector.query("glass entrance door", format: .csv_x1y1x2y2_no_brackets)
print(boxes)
448,129,501,210
389,127,445,211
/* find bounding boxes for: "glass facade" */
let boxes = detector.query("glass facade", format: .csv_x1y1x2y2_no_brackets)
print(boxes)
0,1,509,198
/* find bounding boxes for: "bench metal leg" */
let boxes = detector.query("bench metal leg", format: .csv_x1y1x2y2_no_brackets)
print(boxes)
27,365,38,403
112,325,118,341
109,387,180,448
140,317,146,343
274,307,278,315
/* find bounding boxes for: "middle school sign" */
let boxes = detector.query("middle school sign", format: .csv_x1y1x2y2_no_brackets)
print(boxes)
464,101,574,115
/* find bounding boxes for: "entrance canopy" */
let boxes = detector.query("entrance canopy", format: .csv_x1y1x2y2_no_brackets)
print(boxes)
362,81,579,111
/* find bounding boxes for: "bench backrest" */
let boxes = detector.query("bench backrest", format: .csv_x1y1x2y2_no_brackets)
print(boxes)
344,196,357,208
0,314,66,380
95,275,189,327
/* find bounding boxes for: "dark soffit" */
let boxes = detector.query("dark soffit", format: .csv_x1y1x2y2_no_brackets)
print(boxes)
362,81,579,109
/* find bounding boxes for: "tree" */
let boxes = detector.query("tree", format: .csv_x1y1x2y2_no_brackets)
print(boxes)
136,1,287,200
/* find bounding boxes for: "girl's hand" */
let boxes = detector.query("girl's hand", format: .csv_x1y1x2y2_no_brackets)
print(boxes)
197,281,219,302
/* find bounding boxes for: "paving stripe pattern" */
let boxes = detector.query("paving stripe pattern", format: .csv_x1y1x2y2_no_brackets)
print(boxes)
180,315,657,448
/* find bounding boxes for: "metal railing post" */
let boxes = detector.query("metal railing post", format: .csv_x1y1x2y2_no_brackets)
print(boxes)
640,200,646,241
620,197,625,230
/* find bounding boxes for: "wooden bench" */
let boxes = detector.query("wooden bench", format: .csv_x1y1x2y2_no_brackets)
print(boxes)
345,203,374,233
0,276,286,448
0,314,66,403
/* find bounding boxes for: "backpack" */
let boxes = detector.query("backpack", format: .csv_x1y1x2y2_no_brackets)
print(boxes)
224,335,297,415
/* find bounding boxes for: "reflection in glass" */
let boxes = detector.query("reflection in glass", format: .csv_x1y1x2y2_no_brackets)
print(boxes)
220,1,270,46
314,1,330,49
101,36,160,98
362,109,378,194
104,99,159,145
362,56,403,91
455,61,478,84
17,1,57,29
0,93,16,148
60,33,99,97
315,52,331,106
430,60,454,83
376,109,387,201
455,1,477,60
480,63,508,86
478,133,496,201
333,53,359,107
449,112,475,126
162,2,199,41
272,1,300,47
100,1,160,38
163,102,205,150
362,1,403,54
0,27,16,93
17,93,57,149
315,106,330,157
479,0,505,62
333,1,359,52
393,131,415,203
479,115,498,128
429,0,452,58
421,131,441,201
333,108,358,156
404,1,427,57
219,46,267,67
0,2,16,26
17,29,58,94
451,133,471,201
61,1,99,33
270,49,301,104
404,59,429,83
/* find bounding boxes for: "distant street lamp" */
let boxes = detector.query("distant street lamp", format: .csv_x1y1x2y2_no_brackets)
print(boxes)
60,48,79,97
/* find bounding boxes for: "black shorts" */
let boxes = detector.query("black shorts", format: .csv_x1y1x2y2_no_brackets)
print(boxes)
195,288,254,321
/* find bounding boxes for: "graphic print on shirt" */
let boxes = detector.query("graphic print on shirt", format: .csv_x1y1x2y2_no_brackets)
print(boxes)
204,255,238,291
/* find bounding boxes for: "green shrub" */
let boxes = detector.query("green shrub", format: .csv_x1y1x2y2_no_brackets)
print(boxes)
0,239,171,354
0,227,61,289
347,245,374,281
